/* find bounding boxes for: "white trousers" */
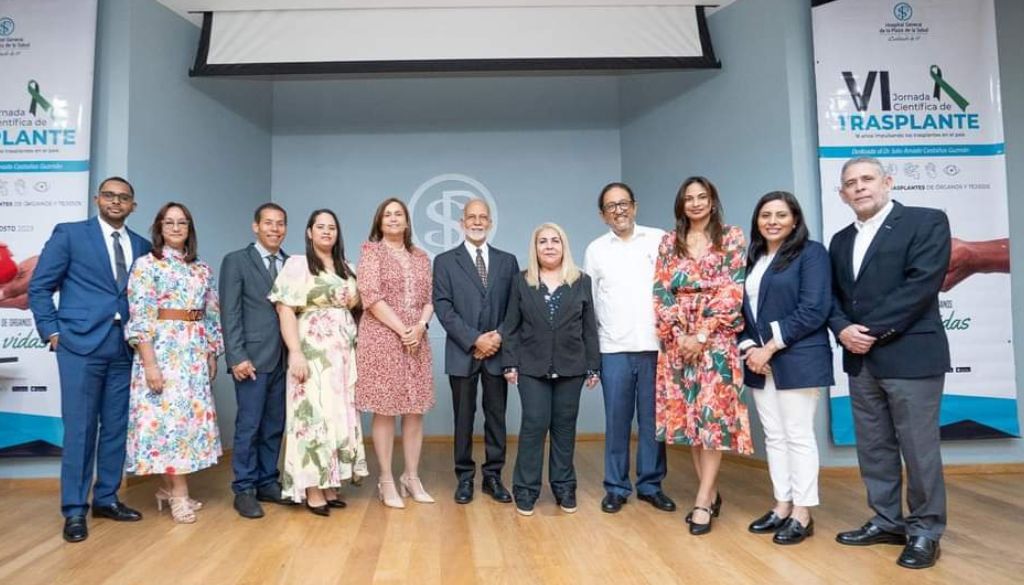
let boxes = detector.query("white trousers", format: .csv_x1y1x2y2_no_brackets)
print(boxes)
752,377,820,506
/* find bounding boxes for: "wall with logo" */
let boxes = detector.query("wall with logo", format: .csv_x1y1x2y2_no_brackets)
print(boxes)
619,0,1024,466
271,76,624,435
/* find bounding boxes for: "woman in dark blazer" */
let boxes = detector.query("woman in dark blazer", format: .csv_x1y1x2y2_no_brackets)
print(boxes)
739,191,833,545
502,222,600,517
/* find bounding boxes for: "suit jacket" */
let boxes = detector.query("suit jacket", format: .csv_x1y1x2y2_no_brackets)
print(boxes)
741,241,834,390
219,243,289,373
28,216,151,356
501,272,600,378
433,243,520,377
828,201,951,378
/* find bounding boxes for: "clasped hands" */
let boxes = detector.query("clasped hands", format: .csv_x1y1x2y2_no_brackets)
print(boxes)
838,324,875,355
400,321,427,353
472,330,502,360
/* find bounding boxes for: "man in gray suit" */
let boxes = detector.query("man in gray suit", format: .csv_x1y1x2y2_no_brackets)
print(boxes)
433,199,520,504
220,203,291,518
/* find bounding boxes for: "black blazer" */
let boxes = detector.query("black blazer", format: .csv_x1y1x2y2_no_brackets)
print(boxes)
741,241,834,390
828,201,951,378
432,244,520,377
219,243,289,373
501,272,600,378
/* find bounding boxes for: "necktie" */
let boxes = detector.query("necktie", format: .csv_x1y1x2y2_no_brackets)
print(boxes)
111,231,127,288
268,254,279,281
475,248,488,287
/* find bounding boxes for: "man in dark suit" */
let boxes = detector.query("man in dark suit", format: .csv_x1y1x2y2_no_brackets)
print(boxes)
828,157,951,569
219,203,291,518
433,198,519,504
29,176,151,542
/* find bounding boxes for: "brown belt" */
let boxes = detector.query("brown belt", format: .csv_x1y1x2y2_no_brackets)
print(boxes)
157,308,205,321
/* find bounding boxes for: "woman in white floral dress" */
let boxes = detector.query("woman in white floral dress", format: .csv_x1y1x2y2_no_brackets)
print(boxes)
270,209,368,515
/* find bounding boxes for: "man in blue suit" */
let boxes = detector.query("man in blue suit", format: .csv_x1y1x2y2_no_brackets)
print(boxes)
29,176,151,543
433,198,519,504
828,158,950,569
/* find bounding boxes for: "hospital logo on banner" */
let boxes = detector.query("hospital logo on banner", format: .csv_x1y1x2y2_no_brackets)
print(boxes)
408,173,499,258
880,2,929,42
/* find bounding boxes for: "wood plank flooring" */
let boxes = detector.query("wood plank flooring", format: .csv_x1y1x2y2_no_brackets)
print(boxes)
1,441,1022,585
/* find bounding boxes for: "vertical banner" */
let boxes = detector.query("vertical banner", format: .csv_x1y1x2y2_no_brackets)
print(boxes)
812,0,1018,444
0,0,97,456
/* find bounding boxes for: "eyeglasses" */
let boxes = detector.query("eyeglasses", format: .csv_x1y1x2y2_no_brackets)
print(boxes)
99,191,134,203
602,200,633,213
162,220,190,228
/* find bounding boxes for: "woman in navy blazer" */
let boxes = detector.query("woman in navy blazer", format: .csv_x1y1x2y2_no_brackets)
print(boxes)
739,191,833,545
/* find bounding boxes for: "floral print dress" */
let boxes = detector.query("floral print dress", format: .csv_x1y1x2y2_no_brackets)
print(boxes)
125,248,223,475
653,226,752,454
269,256,368,502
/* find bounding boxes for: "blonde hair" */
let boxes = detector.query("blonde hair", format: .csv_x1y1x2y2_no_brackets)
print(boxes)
524,222,581,288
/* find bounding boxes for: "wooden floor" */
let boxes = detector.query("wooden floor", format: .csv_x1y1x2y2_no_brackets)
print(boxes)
1,441,1022,585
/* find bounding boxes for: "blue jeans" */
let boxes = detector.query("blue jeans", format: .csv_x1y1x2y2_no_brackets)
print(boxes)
600,352,666,497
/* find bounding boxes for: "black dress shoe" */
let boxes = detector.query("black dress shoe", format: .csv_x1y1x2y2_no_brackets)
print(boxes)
601,493,627,514
454,480,474,504
748,510,789,534
897,536,941,569
326,498,347,508
233,490,265,519
773,517,814,545
63,516,88,543
256,483,294,505
638,491,677,512
482,476,513,503
836,522,907,546
687,506,714,536
305,502,330,517
92,502,142,522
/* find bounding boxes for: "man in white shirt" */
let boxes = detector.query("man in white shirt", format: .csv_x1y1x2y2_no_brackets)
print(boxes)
584,183,675,514
828,157,950,569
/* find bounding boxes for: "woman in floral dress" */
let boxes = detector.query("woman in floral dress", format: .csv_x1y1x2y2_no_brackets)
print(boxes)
653,176,751,536
355,198,435,509
126,202,223,524
270,209,367,515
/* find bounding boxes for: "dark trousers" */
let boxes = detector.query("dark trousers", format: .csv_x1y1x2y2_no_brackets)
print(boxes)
450,370,508,481
231,366,287,493
512,374,584,501
601,352,666,497
849,369,947,540
56,324,132,518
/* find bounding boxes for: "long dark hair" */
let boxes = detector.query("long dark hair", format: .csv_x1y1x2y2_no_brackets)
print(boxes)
747,191,809,272
150,202,198,263
305,209,352,279
368,197,414,251
673,176,724,257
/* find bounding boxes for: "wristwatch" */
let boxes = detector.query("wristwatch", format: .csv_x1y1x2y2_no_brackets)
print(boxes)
695,332,708,344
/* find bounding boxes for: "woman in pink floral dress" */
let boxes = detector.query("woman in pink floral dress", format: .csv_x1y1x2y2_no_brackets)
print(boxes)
653,176,751,536
270,209,368,516
126,202,223,524
356,198,435,509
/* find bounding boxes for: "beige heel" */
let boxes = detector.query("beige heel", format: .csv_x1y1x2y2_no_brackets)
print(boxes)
399,475,435,504
169,496,197,524
377,480,406,509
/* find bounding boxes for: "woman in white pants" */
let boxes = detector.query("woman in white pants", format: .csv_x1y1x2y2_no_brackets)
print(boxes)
739,191,833,545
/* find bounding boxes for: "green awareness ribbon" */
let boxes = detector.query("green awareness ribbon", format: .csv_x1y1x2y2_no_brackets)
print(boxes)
930,65,969,112
27,80,52,117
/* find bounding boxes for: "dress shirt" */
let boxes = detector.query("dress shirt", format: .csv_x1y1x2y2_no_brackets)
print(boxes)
583,224,665,353
851,200,894,278
98,217,132,321
254,241,283,273
739,253,785,351
463,240,489,272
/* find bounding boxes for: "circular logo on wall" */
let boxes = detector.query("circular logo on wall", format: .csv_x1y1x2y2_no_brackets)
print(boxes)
408,173,499,258
893,3,912,22
0,17,15,37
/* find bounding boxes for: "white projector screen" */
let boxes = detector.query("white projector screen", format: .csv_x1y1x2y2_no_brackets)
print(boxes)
190,4,718,75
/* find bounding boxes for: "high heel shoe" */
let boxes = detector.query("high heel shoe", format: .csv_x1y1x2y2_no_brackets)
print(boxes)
305,501,330,517
168,496,197,524
711,493,722,517
687,505,714,536
398,475,435,504
156,488,203,511
378,480,406,509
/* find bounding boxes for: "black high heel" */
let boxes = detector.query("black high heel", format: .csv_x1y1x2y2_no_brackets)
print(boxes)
305,502,330,517
687,506,714,536
711,493,722,517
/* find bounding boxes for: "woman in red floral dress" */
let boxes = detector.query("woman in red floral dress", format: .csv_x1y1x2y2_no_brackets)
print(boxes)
653,176,751,536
